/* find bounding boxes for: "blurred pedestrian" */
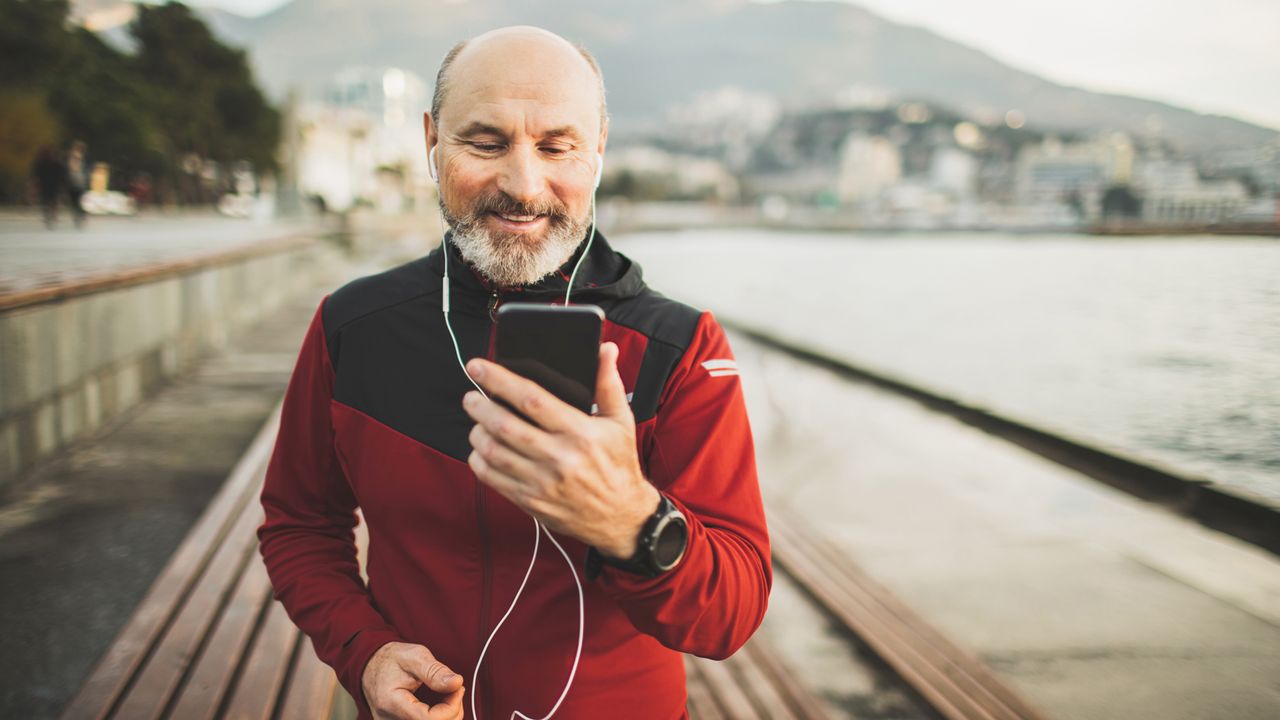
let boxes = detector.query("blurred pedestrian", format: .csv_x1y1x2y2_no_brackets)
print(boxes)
66,140,89,228
129,172,154,212
30,145,64,229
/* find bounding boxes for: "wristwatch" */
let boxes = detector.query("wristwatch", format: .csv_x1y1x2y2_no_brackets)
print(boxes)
585,493,689,580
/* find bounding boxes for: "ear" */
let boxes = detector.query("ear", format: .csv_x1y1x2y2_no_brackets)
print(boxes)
423,111,437,151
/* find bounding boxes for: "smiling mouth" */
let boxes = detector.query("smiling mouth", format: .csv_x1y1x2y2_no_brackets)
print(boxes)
489,212,549,230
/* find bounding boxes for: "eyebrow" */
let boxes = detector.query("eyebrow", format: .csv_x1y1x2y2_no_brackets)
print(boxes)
454,122,583,142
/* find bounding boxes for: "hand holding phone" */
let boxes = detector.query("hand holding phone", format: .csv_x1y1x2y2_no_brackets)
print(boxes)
464,310,660,560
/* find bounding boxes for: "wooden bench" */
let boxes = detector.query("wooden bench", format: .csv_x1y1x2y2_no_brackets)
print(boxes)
61,404,338,720
684,638,832,720
769,505,1050,720
61,400,828,720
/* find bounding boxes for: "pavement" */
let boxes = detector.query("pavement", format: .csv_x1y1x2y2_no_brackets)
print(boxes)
0,210,324,295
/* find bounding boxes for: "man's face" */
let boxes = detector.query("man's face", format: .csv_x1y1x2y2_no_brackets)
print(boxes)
427,32,606,287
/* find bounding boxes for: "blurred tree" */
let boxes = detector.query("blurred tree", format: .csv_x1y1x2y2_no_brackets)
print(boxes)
131,2,279,174
0,89,60,199
214,80,281,172
1102,184,1142,220
600,168,637,198
48,28,165,182
0,0,278,202
1064,188,1086,219
0,0,74,89
0,0,71,200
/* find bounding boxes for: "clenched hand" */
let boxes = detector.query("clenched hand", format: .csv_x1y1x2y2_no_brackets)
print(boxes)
362,641,464,720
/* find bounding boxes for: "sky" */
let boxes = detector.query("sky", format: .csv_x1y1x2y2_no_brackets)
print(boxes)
833,0,1280,131
186,0,1280,130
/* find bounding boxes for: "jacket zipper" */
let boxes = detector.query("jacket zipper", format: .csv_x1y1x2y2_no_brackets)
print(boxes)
477,301,499,718
476,481,492,718
488,290,501,322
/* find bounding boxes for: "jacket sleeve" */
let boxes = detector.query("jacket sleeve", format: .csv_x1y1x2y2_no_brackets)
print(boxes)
595,310,772,660
256,295,403,716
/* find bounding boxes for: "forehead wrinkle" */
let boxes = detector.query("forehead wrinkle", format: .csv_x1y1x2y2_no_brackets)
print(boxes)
466,81,573,104
448,93,594,141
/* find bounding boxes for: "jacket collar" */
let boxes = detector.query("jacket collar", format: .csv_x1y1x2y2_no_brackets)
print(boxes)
425,225,645,309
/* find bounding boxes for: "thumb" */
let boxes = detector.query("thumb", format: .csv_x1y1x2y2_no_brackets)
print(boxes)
403,648,463,693
593,341,630,420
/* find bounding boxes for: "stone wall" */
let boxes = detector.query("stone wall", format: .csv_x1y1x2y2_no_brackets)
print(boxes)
0,230,353,490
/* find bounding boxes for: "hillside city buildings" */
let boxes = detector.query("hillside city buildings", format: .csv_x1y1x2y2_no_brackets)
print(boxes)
295,69,1277,230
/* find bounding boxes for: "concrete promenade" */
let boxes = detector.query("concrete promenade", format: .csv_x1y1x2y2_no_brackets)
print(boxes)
0,211,321,295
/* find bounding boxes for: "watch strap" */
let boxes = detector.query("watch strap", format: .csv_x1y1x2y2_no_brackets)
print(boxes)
584,493,684,580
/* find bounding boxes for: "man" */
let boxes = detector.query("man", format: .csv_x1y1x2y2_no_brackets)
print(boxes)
257,26,770,720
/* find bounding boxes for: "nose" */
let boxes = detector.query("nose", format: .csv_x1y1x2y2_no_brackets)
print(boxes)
495,145,546,206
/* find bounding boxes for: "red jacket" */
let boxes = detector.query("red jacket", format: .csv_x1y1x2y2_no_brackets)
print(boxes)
257,230,771,719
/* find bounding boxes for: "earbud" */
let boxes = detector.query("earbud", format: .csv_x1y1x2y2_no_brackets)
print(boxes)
428,145,439,183
594,152,604,190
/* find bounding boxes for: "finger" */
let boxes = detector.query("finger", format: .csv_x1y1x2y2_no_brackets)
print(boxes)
466,358,581,432
469,423,554,485
387,687,433,720
593,341,632,420
463,391,555,461
402,649,463,694
427,687,465,720
468,447,536,507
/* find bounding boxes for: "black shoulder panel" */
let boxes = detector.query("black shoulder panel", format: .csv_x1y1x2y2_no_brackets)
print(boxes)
323,255,486,462
322,256,438,362
605,287,703,423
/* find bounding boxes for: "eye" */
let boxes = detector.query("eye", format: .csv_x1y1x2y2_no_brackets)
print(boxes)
471,143,504,153
541,146,570,155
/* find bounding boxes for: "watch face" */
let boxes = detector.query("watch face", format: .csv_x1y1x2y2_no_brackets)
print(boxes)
653,517,689,569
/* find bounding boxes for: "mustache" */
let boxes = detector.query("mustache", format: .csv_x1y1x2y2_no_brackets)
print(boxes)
469,192,568,221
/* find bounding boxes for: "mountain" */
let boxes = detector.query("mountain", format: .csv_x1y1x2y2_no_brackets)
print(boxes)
90,0,1280,151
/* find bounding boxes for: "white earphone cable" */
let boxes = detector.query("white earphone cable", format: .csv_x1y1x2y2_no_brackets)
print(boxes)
433,146,597,719
564,195,597,307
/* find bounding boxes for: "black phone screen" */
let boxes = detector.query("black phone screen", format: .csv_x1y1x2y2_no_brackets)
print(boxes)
492,303,604,415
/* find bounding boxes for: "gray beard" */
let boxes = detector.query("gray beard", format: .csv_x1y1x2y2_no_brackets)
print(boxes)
440,199,590,287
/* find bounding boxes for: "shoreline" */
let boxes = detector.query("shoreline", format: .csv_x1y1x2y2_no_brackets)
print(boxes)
594,200,1280,237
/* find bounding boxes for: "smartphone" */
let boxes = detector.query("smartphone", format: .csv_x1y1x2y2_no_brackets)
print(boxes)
492,303,605,415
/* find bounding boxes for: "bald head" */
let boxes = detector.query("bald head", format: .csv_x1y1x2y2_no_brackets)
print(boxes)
431,26,608,135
